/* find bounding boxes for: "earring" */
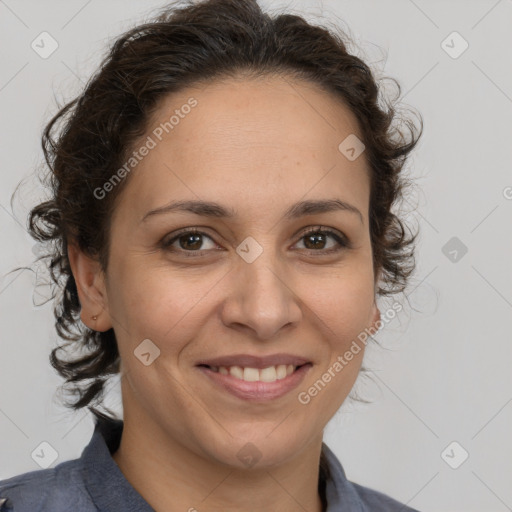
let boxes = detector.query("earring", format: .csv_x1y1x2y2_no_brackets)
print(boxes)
92,315,98,321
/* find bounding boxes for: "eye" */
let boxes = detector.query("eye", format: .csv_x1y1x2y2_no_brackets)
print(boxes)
161,228,219,257
293,226,350,255
160,225,351,258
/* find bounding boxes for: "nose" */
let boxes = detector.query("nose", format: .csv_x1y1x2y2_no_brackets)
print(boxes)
220,253,302,341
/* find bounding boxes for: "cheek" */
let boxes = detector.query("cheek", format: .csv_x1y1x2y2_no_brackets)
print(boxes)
106,242,375,351
106,259,222,345
301,266,376,338
297,273,373,422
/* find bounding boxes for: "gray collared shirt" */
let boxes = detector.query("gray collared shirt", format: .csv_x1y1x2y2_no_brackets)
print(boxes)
0,416,420,511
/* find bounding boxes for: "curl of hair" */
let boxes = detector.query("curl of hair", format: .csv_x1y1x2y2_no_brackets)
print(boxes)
22,0,422,432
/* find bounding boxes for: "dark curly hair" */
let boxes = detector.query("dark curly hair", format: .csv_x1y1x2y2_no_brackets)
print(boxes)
14,0,422,443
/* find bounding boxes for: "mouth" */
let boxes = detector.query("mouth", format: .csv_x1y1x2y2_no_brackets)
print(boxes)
197,362,310,382
196,362,313,401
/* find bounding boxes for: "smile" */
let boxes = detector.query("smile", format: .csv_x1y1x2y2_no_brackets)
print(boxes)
196,363,312,401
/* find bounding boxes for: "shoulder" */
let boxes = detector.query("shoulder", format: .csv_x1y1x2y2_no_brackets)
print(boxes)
321,442,421,512
349,480,421,511
0,458,95,512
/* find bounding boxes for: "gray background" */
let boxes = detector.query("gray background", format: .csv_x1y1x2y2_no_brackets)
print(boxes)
1,1,511,510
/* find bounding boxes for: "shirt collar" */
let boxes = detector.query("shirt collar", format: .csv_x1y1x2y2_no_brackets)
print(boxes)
81,415,154,511
81,415,361,511
322,442,366,511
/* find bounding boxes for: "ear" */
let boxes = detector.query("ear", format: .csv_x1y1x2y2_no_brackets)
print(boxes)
370,300,381,332
371,269,382,330
67,242,112,332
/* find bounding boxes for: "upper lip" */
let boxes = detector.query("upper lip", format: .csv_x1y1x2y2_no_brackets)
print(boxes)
195,353,311,369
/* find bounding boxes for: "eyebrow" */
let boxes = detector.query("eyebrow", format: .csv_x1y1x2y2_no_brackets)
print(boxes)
141,198,363,224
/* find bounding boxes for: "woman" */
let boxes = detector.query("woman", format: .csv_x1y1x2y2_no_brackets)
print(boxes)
0,0,423,510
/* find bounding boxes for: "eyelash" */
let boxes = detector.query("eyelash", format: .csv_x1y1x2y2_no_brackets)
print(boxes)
160,226,351,258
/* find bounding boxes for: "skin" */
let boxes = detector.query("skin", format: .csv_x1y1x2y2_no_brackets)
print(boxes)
68,73,381,512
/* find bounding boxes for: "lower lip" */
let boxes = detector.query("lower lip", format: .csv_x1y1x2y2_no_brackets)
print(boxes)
196,364,312,401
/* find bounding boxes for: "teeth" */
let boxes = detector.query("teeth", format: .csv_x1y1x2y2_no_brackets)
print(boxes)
211,364,298,382
244,367,260,381
260,366,277,382
276,364,287,379
230,365,244,379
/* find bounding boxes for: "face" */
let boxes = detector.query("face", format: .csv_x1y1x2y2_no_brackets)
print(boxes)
71,74,381,469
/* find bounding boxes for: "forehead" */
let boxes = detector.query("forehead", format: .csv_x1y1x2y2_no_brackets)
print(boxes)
152,73,363,154
117,74,370,224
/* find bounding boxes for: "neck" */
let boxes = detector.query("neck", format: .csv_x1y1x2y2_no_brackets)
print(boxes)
112,407,325,512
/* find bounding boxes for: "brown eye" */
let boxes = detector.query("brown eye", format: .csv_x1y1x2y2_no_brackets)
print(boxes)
161,229,218,257
161,226,350,259
176,233,204,251
294,227,350,254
